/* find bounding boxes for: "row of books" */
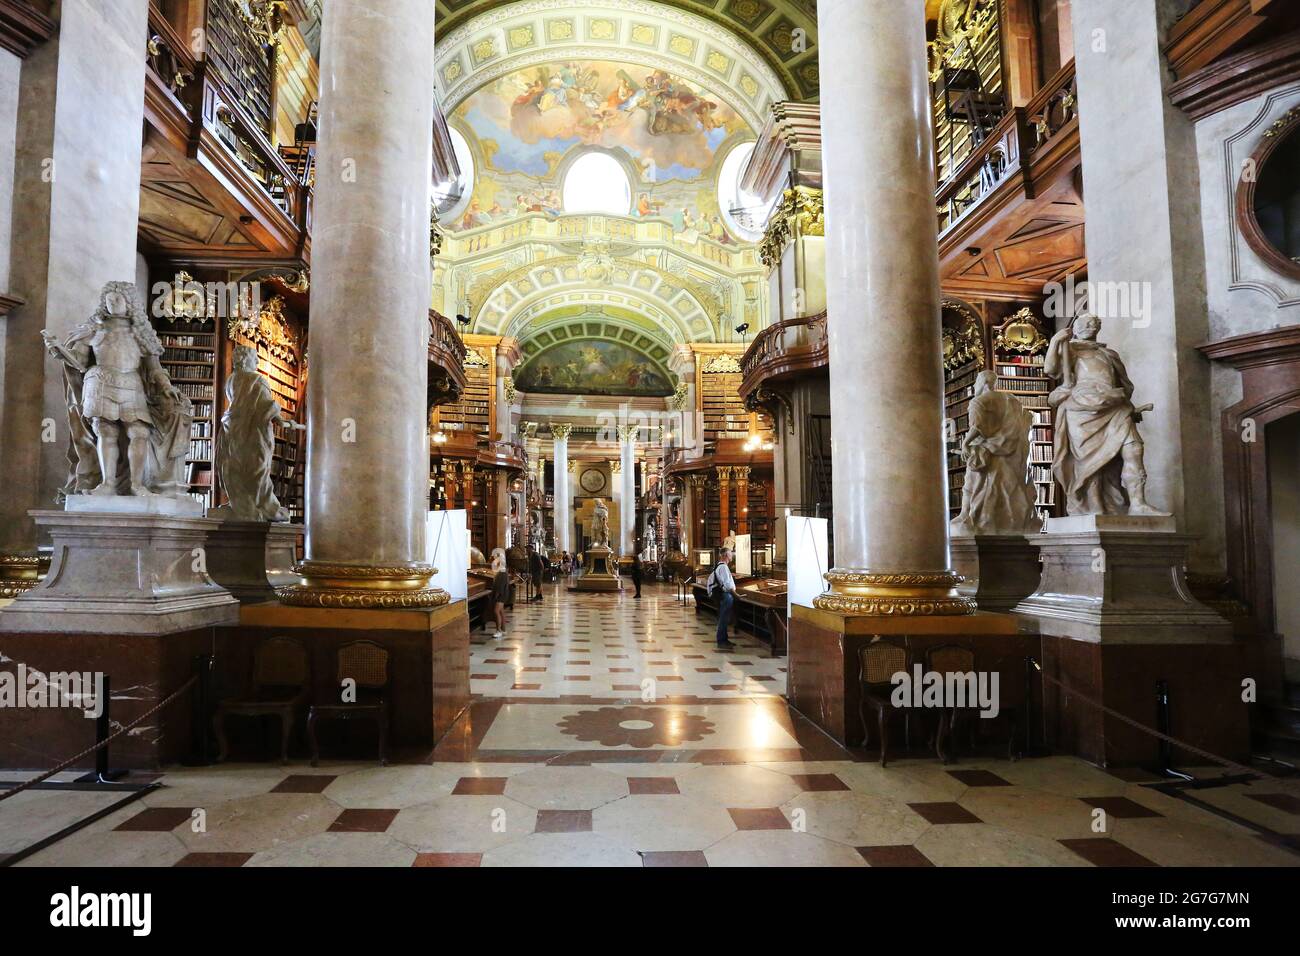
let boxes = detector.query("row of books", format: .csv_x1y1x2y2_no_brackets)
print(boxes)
996,364,1050,379
189,438,214,461
162,365,211,383
159,334,214,349
1030,464,1053,484
162,347,216,363
997,377,1050,394
190,420,213,439
1031,426,1053,442
176,383,214,400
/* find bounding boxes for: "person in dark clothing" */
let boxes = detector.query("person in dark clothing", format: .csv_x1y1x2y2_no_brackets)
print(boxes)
706,547,737,648
630,548,643,599
528,547,545,602
490,548,509,639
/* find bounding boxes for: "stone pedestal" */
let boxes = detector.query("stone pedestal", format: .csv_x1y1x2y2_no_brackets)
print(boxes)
571,545,621,592
205,518,277,603
1013,515,1230,643
0,508,239,635
266,523,304,589
230,602,470,754
788,605,1034,749
950,535,1043,613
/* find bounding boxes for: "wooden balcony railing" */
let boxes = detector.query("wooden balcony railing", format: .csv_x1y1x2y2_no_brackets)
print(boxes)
935,60,1077,235
428,309,468,407
738,312,828,402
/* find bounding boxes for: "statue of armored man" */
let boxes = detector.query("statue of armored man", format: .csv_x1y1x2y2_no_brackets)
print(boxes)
1044,313,1160,516
42,282,193,501
590,497,611,548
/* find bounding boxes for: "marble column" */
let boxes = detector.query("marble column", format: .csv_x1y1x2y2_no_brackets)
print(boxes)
735,466,751,535
814,0,973,615
550,424,572,552
0,0,149,584
618,425,637,555
1070,0,1216,568
279,0,442,608
610,458,622,547
717,467,732,545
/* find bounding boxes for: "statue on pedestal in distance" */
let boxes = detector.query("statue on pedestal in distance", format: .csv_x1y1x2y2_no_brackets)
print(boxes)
950,371,1041,536
1044,313,1160,516
591,497,611,548
42,282,193,501
214,344,306,522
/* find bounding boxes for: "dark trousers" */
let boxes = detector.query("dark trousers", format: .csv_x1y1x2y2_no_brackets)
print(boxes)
531,573,543,601
632,573,642,597
716,591,733,645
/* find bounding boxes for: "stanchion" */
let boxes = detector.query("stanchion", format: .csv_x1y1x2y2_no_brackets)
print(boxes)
184,653,216,767
74,676,127,784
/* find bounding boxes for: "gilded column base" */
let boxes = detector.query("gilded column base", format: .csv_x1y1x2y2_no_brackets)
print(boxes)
276,560,450,609
812,569,978,616
0,552,51,600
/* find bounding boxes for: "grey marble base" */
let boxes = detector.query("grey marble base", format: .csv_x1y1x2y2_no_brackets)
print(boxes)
0,510,239,635
950,534,1044,613
205,518,275,603
66,494,205,517
1013,527,1230,644
266,523,305,589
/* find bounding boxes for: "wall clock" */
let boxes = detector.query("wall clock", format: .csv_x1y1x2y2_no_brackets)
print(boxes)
579,468,607,494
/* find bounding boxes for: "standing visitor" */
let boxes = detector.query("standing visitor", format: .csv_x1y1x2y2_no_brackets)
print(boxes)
631,546,643,599
529,546,545,603
706,547,737,649
490,547,509,639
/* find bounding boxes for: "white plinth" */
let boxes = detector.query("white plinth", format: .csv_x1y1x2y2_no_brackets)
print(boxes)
66,494,205,517
1044,513,1175,534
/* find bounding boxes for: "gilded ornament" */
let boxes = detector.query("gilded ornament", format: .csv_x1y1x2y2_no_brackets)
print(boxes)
759,186,824,269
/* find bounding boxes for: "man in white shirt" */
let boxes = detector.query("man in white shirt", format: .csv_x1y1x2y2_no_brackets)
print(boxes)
707,547,737,649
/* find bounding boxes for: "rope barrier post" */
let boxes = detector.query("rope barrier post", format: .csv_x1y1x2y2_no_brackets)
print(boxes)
186,653,216,767
75,675,127,784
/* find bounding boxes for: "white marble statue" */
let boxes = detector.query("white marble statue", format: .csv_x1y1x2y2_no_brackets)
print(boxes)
1045,314,1159,516
214,345,305,521
42,282,193,500
591,497,610,548
950,371,1041,536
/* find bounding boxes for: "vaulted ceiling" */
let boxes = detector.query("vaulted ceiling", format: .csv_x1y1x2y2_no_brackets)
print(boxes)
435,0,819,101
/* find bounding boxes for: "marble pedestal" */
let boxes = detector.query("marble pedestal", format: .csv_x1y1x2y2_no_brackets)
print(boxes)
1013,515,1247,765
787,606,1034,749
950,534,1043,613
204,518,282,603
224,603,471,756
571,545,621,592
0,506,239,634
266,523,305,589
1012,515,1230,644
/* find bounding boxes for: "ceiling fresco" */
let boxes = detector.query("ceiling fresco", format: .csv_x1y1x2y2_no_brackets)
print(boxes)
433,0,819,101
513,337,675,397
449,58,753,240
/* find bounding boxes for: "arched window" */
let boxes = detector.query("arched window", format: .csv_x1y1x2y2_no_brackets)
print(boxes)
562,151,632,216
717,141,773,242
434,127,474,219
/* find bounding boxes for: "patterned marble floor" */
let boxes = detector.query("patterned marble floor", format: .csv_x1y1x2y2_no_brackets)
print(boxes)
1,584,1297,867
468,582,787,699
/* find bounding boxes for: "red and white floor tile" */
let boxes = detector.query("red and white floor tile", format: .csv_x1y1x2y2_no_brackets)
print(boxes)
3,585,1297,867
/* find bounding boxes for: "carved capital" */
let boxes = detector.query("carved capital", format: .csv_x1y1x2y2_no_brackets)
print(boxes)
549,422,573,440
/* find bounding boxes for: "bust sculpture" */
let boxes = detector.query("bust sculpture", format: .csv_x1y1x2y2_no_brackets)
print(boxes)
950,371,1040,536
42,282,193,500
1044,314,1159,516
214,344,306,522
591,497,610,548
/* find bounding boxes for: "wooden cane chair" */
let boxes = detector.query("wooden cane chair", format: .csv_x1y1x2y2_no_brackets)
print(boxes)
213,636,309,764
925,644,978,764
307,641,391,766
858,640,911,767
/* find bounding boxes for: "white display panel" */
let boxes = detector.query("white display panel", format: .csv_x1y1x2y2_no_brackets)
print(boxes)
785,516,829,613
427,510,469,603
734,533,752,577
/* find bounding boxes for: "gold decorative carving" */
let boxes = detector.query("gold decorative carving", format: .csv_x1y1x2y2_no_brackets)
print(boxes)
229,294,299,364
0,552,50,599
941,310,985,372
616,424,640,442
549,422,573,440
759,186,824,269
464,347,490,368
276,560,448,609
670,381,690,410
701,353,743,374
994,307,1048,354
812,569,978,617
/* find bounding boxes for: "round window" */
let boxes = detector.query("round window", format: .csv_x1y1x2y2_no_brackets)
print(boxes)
1240,112,1300,279
562,151,632,216
433,127,474,221
717,141,774,242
